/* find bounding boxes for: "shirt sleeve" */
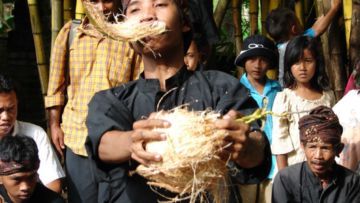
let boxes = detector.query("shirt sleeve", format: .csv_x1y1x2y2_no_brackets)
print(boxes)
44,21,72,108
30,125,65,184
85,89,134,161
272,170,294,203
211,76,272,184
271,91,294,155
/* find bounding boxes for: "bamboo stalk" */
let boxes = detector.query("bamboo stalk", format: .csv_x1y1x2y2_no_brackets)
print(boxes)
269,0,280,11
75,0,85,20
63,0,74,23
350,0,360,71
249,0,258,34
343,0,352,50
27,0,48,95
51,0,62,49
316,0,346,100
214,0,230,27
261,0,269,35
295,0,304,27
232,0,243,55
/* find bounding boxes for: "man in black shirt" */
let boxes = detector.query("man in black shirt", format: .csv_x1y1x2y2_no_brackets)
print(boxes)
86,0,271,202
272,106,360,203
0,136,64,203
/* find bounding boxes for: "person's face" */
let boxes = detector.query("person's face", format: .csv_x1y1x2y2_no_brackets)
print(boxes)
184,41,201,71
303,141,342,178
244,56,270,82
290,49,316,85
89,0,119,14
125,0,188,56
0,91,17,138
1,171,38,203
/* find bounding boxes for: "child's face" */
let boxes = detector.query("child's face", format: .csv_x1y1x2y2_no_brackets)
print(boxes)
125,0,187,57
290,49,316,85
244,56,270,82
1,171,38,203
184,41,201,71
89,0,119,14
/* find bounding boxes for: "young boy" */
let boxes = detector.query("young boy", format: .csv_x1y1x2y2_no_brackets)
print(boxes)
235,35,281,203
272,106,360,202
85,0,271,202
0,136,64,203
265,0,342,86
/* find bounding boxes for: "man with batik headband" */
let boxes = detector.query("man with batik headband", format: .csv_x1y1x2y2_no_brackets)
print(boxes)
272,106,360,203
0,136,64,203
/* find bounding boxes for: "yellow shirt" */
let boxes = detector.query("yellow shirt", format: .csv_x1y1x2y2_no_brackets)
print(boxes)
45,19,142,156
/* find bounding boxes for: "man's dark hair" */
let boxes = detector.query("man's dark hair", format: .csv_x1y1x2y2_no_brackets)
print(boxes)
0,135,40,171
265,7,297,43
0,74,16,94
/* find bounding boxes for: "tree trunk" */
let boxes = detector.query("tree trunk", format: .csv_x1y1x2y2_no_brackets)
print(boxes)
63,0,74,23
350,0,360,70
232,0,243,55
27,0,48,95
214,0,230,27
316,0,346,100
51,0,62,49
249,0,258,35
75,0,85,20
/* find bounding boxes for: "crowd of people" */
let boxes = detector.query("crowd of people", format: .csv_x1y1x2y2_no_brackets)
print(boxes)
1,0,360,202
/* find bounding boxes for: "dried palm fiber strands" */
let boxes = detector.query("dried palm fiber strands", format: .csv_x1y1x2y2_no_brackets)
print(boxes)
81,0,166,42
135,106,296,203
136,108,230,203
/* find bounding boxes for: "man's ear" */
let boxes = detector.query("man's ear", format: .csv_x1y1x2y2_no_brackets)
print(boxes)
291,24,298,35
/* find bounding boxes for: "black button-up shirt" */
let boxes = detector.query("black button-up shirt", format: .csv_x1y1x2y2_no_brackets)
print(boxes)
273,162,360,203
86,68,271,203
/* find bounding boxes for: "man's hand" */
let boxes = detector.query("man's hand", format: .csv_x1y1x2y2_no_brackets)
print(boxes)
50,124,65,158
216,110,265,168
130,116,169,166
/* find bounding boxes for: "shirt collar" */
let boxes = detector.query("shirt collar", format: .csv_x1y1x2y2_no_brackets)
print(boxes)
11,120,19,136
240,73,280,94
138,66,192,92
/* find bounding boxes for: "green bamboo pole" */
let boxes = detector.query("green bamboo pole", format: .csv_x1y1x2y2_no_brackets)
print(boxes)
232,0,243,55
27,0,48,95
51,0,63,49
261,0,270,35
343,0,352,51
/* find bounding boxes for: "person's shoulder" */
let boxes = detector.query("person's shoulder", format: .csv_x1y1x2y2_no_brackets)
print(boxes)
267,78,282,89
16,121,46,135
336,164,360,181
195,70,239,86
32,183,65,203
278,162,303,176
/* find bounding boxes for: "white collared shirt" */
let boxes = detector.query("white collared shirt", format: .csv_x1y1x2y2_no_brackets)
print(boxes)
12,120,65,184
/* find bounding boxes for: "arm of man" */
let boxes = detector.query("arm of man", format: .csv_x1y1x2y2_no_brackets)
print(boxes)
276,154,289,170
48,106,65,158
311,0,342,37
45,179,62,194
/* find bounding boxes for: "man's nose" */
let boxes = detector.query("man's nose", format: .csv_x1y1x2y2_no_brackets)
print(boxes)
140,6,156,23
0,111,10,121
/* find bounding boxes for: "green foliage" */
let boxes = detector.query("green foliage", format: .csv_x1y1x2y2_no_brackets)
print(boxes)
0,0,15,36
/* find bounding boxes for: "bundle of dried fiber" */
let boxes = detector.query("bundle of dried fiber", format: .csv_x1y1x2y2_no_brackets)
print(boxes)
82,0,166,42
136,108,229,203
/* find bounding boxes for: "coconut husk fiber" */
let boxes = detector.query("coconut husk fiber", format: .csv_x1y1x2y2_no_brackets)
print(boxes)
82,0,166,42
136,108,230,203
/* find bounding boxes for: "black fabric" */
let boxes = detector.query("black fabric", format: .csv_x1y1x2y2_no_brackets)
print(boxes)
65,148,98,203
86,68,271,203
0,183,64,203
272,162,360,203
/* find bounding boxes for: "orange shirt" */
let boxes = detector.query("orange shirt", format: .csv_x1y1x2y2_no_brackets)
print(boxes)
45,19,142,156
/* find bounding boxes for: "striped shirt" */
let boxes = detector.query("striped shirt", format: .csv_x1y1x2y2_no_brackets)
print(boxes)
45,19,142,156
